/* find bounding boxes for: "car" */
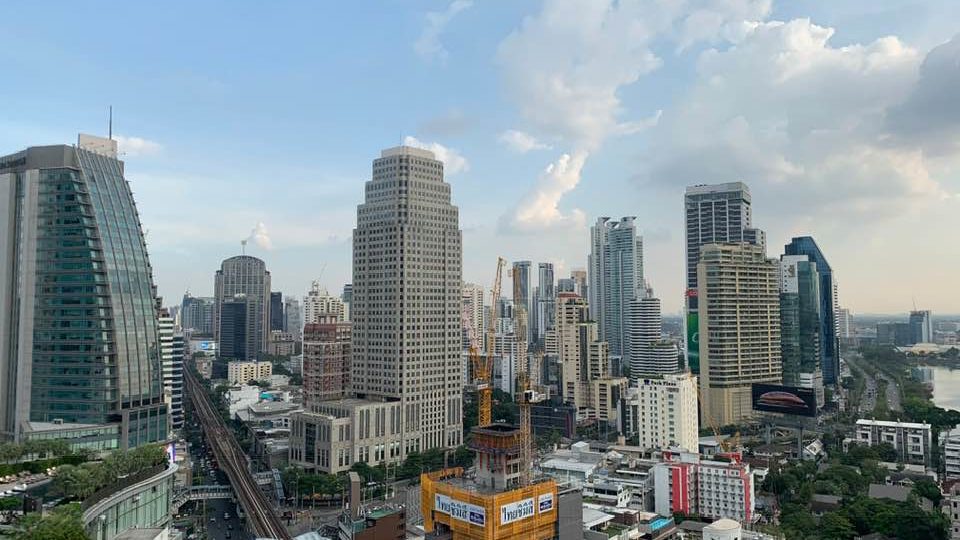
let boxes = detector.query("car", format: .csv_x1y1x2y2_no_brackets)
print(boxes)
210,517,216,522
225,533,231,539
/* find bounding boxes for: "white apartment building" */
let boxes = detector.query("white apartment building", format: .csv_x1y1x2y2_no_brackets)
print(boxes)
227,360,273,386
303,280,345,324
854,419,932,466
653,450,756,523
944,427,960,479
621,373,699,453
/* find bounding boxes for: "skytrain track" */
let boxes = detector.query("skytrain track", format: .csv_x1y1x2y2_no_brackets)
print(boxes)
185,368,290,540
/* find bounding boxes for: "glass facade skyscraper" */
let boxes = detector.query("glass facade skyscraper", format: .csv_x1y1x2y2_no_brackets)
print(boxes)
784,236,839,385
779,255,822,393
0,135,167,448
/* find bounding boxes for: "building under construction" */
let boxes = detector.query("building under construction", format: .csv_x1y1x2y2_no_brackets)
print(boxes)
421,259,560,540
421,432,559,540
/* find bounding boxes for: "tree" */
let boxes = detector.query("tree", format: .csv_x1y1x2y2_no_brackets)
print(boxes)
452,446,474,469
912,478,943,505
13,503,88,540
821,512,856,540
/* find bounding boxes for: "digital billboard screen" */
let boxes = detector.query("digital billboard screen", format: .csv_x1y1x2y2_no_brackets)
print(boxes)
751,383,817,417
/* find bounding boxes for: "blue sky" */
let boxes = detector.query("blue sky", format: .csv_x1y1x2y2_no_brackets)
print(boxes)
3,1,959,313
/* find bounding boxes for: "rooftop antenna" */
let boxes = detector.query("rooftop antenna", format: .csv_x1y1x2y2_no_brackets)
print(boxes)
108,106,113,140
241,239,247,256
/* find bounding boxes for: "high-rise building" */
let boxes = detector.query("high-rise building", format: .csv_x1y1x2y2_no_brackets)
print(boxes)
181,293,215,335
784,237,839,385
284,296,303,341
548,293,626,421
620,373,699,452
589,217,644,359
352,145,462,453
535,262,556,346
780,255,823,406
684,182,754,374
341,284,353,321
698,243,781,426
270,292,285,331
461,282,485,350
877,322,912,346
302,319,351,403
0,135,167,448
626,296,678,379
218,296,249,360
836,307,852,339
493,314,520,395
159,311,185,431
909,310,933,345
304,281,345,324
512,261,533,347
214,256,271,361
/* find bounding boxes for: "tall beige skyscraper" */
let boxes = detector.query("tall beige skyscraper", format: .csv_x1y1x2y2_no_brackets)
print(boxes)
697,243,781,426
548,293,626,421
352,145,463,453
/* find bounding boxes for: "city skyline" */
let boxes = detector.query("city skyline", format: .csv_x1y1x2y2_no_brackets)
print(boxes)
3,1,960,314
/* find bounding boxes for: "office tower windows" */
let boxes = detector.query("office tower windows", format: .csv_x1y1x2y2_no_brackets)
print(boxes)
352,145,462,451
535,263,556,347
909,310,933,345
684,183,755,375
270,291,285,331
0,135,167,448
780,255,824,406
784,236,839,385
181,294,215,335
214,256,271,361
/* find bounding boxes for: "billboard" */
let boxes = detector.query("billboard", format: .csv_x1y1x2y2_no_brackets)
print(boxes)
500,497,535,525
435,494,486,527
686,312,699,374
751,384,817,417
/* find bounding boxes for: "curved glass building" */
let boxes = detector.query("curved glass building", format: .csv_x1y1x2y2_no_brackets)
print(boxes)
0,135,167,449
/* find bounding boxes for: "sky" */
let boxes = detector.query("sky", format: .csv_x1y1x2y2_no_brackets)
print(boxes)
2,0,960,315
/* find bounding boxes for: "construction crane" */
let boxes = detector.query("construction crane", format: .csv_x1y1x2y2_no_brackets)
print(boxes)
696,385,741,459
475,257,506,428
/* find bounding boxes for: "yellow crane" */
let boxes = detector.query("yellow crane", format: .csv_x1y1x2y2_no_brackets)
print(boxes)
475,257,505,428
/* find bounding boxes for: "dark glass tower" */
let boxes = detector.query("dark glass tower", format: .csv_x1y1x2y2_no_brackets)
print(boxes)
0,135,167,449
780,256,821,388
784,237,839,385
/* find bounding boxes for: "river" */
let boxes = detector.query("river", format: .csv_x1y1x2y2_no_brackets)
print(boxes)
931,365,960,411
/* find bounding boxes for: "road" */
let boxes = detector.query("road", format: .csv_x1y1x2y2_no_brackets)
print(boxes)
847,353,902,414
878,372,903,412
186,368,290,540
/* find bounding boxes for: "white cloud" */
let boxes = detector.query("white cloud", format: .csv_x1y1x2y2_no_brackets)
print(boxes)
642,18,956,225
414,0,473,64
500,151,588,233
246,221,273,250
496,0,769,232
498,130,552,153
114,135,162,157
403,135,469,174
